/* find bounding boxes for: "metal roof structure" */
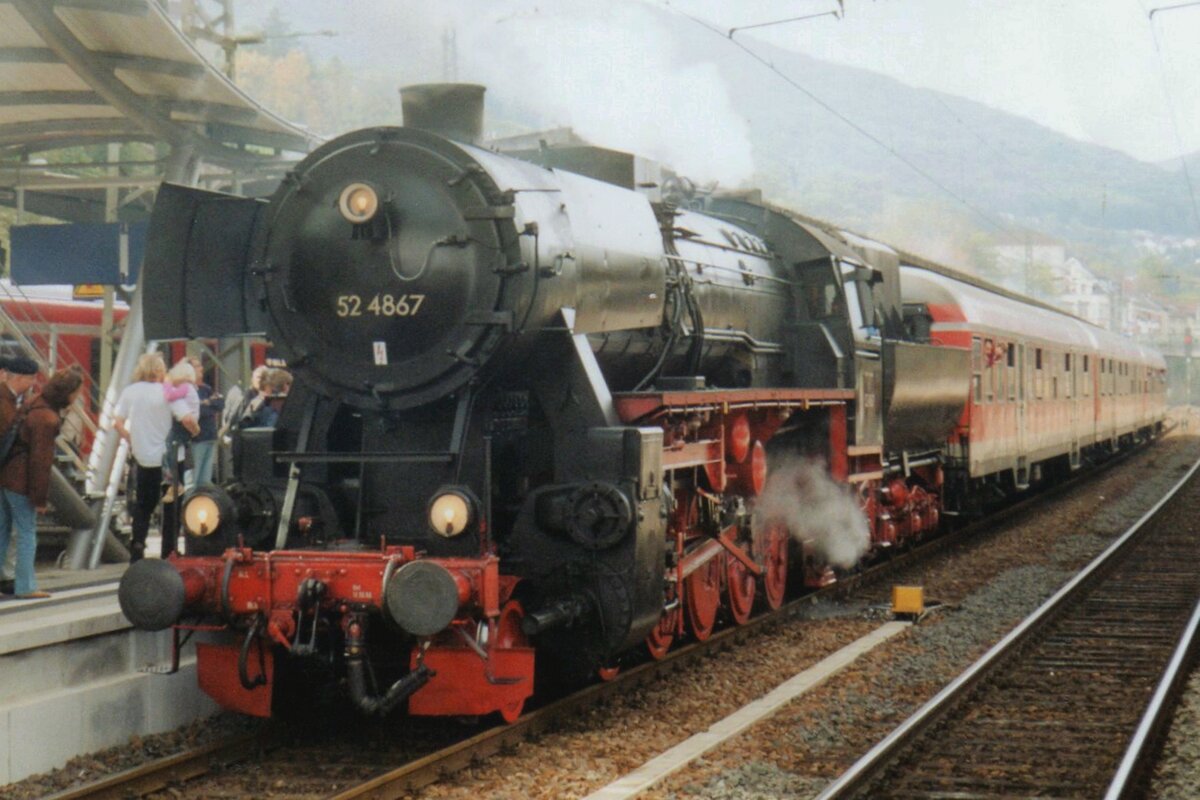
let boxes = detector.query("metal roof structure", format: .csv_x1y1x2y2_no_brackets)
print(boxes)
0,0,324,570
0,0,317,222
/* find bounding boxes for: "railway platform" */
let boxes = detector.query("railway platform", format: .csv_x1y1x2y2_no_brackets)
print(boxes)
0,555,214,785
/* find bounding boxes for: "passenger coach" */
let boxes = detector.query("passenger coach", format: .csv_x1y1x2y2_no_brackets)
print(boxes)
903,266,1166,509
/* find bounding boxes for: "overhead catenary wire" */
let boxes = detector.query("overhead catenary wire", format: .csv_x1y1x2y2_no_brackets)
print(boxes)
728,9,841,38
1144,2,1200,233
661,2,1019,238
928,94,1066,215
1149,0,1200,19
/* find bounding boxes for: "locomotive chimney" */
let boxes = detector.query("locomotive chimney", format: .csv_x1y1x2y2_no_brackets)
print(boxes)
400,83,485,144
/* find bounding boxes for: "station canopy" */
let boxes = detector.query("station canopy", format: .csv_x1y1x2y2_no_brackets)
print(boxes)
0,0,318,223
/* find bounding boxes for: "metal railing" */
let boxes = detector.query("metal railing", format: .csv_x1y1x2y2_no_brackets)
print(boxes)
0,281,105,478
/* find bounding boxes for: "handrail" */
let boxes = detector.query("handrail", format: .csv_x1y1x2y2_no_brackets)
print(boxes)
0,284,111,479
0,281,100,379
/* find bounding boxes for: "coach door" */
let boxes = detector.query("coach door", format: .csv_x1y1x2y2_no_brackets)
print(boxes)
1069,350,1081,469
1016,342,1028,487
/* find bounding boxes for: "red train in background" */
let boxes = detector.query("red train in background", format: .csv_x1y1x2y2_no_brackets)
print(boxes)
0,282,267,458
115,84,1166,723
0,281,129,453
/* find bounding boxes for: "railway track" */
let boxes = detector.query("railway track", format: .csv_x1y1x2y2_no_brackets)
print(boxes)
41,442,1163,800
817,454,1200,800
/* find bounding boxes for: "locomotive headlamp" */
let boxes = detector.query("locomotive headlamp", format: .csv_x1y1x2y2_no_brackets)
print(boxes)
181,486,237,554
338,182,380,224
184,494,221,537
428,487,476,537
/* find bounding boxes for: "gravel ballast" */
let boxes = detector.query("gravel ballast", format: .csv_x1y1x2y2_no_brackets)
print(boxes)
4,426,1196,800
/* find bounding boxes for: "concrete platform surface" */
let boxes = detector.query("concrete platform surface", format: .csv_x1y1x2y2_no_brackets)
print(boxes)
0,557,217,785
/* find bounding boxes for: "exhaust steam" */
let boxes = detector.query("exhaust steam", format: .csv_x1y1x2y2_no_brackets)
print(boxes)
753,458,870,569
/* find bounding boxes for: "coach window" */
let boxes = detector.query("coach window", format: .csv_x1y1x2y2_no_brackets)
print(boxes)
992,341,1004,402
1082,354,1090,397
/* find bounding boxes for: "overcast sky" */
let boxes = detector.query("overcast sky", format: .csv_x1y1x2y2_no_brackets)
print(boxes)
239,0,1200,165
676,0,1200,164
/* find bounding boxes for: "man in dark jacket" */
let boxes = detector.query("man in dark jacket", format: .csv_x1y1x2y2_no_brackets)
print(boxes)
0,355,37,595
0,366,83,599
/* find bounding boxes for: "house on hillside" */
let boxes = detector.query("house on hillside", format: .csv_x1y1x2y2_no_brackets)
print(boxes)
1122,294,1170,341
1050,257,1115,329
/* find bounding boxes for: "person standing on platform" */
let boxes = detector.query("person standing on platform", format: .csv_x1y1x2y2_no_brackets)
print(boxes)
0,355,11,595
237,364,270,428
0,355,39,596
0,366,85,599
159,360,200,558
187,356,222,488
161,360,199,485
113,353,172,563
248,368,292,428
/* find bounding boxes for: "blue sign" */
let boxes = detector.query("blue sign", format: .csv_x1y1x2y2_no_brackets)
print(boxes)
10,221,145,286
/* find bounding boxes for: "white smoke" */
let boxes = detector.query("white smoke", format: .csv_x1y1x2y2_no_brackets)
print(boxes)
229,1,756,185
391,1,757,186
753,457,870,569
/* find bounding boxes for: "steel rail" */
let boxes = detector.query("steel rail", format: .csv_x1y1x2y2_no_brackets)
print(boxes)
815,449,1200,800
41,733,265,800
34,505,947,800
326,442,1161,800
40,437,1165,799
1105,594,1200,799
325,603,850,799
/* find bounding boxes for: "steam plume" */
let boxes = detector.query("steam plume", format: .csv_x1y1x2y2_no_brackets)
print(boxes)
753,457,870,569
446,1,757,185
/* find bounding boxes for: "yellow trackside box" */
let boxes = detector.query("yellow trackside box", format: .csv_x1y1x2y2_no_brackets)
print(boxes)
892,586,925,616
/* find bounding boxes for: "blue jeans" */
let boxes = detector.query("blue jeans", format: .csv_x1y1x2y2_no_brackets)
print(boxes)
190,440,216,489
0,490,37,595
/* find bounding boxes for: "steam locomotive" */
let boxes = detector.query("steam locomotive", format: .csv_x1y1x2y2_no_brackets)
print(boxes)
118,84,1166,721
